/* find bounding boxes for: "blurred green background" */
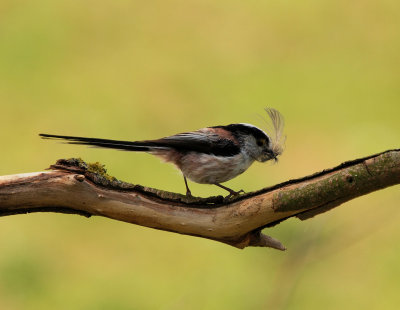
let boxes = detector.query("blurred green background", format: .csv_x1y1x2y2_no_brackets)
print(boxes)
1,0,400,309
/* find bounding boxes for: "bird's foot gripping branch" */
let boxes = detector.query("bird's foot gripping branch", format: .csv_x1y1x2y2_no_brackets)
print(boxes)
0,149,399,251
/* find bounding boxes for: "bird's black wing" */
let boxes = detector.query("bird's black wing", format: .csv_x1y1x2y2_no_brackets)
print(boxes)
146,130,240,156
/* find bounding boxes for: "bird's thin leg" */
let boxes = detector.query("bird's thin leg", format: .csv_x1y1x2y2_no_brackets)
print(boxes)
183,176,192,197
215,183,244,198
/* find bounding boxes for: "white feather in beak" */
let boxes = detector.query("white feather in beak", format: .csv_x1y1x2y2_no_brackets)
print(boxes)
264,108,286,157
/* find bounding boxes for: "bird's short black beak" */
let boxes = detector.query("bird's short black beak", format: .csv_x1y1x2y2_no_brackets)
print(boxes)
270,151,278,162
264,150,278,162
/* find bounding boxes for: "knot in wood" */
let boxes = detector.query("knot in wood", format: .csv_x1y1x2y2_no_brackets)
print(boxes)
345,174,354,183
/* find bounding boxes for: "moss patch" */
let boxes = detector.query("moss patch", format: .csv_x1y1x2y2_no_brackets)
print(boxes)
86,161,116,182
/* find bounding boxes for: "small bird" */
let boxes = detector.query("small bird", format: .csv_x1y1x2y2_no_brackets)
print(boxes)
40,108,285,197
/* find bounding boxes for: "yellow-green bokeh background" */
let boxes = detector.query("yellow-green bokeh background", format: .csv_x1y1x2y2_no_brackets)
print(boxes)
1,0,400,309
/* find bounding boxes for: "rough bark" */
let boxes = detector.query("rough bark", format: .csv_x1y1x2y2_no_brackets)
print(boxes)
0,149,399,250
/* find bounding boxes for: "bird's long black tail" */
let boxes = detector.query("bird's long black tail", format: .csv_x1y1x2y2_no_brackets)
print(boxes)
39,133,153,152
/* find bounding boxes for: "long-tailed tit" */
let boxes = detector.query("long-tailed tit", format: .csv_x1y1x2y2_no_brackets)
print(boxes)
40,108,285,197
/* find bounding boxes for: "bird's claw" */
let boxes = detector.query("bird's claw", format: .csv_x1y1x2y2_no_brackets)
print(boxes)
225,189,245,199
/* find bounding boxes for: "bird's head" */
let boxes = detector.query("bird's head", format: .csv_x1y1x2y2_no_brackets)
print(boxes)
226,108,285,163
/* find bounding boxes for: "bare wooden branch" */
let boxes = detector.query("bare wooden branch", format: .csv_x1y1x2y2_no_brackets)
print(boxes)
1,149,399,250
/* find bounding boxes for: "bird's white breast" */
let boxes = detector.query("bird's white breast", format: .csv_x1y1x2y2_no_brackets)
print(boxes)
179,152,254,184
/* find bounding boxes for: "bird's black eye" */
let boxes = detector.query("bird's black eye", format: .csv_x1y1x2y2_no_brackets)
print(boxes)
256,139,265,147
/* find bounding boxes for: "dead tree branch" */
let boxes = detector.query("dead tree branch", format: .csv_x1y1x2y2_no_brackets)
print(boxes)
0,149,399,250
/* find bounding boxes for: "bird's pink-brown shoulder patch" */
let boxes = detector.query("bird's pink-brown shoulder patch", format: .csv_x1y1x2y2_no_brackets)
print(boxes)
200,127,239,144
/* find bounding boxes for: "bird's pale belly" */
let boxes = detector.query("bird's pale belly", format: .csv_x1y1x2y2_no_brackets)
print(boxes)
179,152,254,184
